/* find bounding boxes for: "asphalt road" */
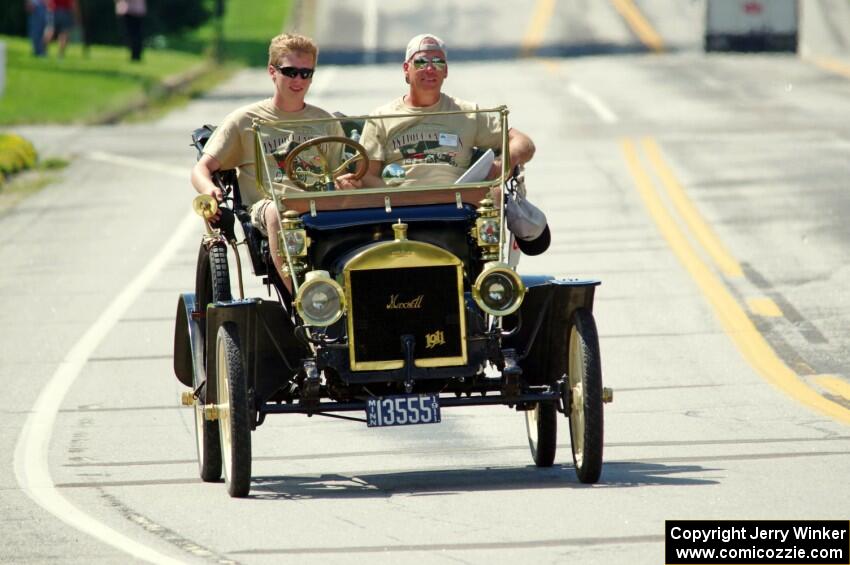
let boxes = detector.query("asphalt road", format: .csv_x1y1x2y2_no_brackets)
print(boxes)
2,1,850,564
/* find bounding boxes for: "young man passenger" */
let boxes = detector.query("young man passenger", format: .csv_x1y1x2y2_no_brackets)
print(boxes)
191,33,345,292
337,34,536,190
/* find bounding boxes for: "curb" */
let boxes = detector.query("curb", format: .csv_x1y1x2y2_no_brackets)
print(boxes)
89,60,216,125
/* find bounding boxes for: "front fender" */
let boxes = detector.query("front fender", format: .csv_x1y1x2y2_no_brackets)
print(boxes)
503,277,601,385
205,299,308,405
173,293,204,388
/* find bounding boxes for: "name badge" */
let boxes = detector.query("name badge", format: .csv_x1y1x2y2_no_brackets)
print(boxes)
439,133,459,147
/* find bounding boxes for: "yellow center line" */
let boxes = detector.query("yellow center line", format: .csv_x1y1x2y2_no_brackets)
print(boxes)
805,55,850,80
642,138,743,278
814,376,850,401
621,139,850,425
520,0,557,57
539,58,562,73
610,0,664,53
747,297,783,318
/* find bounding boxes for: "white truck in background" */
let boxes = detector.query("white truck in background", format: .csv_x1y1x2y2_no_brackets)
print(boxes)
705,0,798,52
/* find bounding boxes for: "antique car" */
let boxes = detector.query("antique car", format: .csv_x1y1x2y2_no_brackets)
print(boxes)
173,107,612,497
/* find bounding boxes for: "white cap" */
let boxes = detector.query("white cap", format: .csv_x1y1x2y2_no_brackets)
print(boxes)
506,196,548,241
405,34,447,62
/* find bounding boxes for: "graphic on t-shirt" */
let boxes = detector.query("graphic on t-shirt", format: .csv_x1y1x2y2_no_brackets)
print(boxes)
391,126,461,167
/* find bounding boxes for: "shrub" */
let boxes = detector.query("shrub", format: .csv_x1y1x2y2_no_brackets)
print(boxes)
0,134,38,183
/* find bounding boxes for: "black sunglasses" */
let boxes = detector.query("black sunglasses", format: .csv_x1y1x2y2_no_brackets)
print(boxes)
275,65,315,79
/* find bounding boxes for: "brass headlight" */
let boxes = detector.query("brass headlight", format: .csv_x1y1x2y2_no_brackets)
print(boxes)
280,210,309,258
281,228,307,256
475,217,501,245
473,197,500,261
472,262,525,316
295,270,345,326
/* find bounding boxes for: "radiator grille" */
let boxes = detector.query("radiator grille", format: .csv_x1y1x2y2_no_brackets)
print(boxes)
349,265,464,369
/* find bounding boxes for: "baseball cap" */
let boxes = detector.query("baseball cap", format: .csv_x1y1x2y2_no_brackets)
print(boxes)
405,34,447,62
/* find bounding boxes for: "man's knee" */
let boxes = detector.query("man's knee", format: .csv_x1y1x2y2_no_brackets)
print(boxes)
249,199,275,237
264,202,280,233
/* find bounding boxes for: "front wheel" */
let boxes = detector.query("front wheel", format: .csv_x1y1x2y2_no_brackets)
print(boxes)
216,322,252,497
567,308,604,483
525,401,557,467
192,243,231,482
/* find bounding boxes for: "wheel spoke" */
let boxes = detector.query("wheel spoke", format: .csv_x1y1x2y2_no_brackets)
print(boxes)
218,340,232,479
332,153,365,176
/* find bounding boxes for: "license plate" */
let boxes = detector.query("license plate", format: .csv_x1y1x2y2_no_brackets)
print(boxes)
366,394,441,428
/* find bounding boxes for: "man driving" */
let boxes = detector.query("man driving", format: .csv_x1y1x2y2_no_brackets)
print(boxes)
337,33,547,253
338,34,536,189
191,33,345,291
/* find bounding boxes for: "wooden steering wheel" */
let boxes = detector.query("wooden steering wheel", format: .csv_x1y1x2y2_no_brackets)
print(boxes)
283,136,370,191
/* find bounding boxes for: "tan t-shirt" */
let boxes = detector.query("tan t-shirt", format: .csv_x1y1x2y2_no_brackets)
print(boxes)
203,99,344,205
359,94,502,187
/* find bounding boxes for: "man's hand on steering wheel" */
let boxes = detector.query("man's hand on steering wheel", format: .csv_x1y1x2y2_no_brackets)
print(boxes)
335,173,363,189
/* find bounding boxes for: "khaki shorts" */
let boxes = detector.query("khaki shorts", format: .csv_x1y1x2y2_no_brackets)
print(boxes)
249,199,274,236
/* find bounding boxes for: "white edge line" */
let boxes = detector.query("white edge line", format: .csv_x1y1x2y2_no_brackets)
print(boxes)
14,211,199,565
567,82,619,124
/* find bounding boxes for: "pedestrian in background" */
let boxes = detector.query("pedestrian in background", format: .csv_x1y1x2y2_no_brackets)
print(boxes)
26,0,48,57
115,0,146,62
43,0,76,57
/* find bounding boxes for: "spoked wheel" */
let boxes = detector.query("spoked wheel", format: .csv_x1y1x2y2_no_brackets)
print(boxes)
567,308,604,483
525,400,557,467
192,243,231,482
216,322,252,497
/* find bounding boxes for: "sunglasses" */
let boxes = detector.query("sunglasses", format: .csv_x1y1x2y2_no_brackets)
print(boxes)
275,65,315,79
411,56,447,70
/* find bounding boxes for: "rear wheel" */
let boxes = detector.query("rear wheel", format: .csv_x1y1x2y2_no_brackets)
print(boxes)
525,401,557,467
567,308,604,483
216,322,252,497
192,243,231,482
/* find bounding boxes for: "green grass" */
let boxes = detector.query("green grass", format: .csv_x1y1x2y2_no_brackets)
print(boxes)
123,64,237,123
0,36,207,124
0,1,291,125
169,0,293,66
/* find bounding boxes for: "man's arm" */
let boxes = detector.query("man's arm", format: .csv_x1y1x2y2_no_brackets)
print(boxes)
489,127,536,178
361,160,386,188
191,154,223,198
190,154,224,219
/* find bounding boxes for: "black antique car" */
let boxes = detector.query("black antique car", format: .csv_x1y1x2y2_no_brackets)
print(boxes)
173,107,612,497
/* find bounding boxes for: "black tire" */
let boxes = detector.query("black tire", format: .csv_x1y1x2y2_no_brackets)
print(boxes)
567,308,604,483
192,243,231,482
196,243,232,316
525,400,557,467
216,322,252,497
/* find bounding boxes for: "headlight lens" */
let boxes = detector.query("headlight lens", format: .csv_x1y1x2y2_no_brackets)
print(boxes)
281,229,307,256
473,262,525,316
295,271,345,326
476,218,500,245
